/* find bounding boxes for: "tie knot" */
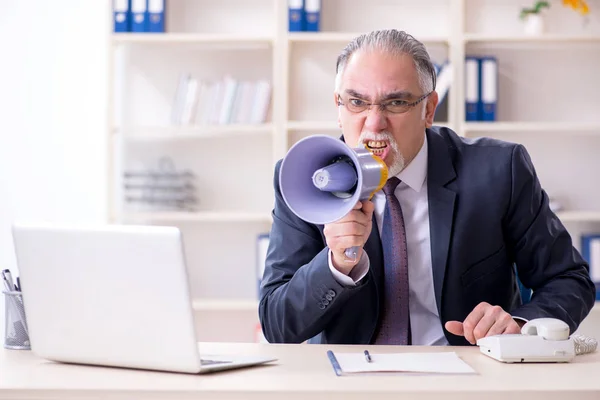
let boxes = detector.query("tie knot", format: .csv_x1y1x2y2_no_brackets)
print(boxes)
383,177,400,196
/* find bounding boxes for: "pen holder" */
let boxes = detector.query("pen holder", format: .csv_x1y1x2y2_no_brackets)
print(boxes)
3,291,30,350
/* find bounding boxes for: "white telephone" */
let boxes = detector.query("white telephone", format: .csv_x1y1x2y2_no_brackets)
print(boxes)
476,318,598,363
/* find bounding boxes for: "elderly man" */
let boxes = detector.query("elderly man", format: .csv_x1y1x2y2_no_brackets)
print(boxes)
259,29,595,346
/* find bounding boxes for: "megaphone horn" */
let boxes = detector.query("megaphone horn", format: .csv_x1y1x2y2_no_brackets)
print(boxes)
279,135,388,261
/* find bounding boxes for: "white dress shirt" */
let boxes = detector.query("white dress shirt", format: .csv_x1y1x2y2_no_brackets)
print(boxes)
328,135,449,345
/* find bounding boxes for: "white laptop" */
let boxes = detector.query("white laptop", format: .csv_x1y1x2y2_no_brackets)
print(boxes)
11,222,276,374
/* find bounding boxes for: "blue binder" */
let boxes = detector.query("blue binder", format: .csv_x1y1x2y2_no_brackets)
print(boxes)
480,56,498,121
304,0,321,32
465,56,480,121
147,0,165,33
113,0,130,32
581,234,600,300
131,0,148,32
288,0,304,32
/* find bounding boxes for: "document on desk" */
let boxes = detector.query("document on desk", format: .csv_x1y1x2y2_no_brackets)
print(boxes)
328,351,476,375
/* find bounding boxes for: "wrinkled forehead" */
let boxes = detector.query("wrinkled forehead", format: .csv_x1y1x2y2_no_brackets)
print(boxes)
339,49,421,100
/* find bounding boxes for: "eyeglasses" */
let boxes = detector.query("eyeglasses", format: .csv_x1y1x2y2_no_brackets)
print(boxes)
337,91,432,114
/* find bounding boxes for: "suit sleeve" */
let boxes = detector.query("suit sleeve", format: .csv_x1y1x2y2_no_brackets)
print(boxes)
258,161,370,343
505,145,596,332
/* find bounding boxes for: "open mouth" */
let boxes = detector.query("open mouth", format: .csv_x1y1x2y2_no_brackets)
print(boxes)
365,140,389,159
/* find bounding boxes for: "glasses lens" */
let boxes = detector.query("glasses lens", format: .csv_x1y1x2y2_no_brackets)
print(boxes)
345,99,368,113
385,103,411,114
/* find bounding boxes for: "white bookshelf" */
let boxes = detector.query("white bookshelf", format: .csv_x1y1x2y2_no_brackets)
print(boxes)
123,211,271,224
112,33,274,46
108,0,600,342
121,124,274,141
463,122,600,134
464,33,600,43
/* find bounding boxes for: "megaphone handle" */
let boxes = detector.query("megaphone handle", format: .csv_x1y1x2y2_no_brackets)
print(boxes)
344,246,359,262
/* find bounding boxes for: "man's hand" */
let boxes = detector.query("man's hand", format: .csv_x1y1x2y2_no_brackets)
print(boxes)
444,302,523,344
324,200,375,275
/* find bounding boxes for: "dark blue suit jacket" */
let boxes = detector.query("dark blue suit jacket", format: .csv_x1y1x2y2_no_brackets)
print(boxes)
258,127,596,346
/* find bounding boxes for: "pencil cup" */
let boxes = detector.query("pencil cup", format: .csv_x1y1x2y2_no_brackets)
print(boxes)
3,291,30,350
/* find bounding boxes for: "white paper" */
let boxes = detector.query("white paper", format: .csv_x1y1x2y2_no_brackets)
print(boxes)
334,352,476,374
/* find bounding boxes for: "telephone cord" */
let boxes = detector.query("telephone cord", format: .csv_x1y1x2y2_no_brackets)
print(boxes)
571,334,598,355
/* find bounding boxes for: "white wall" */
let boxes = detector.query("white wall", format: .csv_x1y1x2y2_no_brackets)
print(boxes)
0,2,109,331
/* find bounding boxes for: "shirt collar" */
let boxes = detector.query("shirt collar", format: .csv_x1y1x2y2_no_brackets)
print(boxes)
394,134,428,193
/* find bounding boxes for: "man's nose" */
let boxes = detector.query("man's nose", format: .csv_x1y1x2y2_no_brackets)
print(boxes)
363,107,388,132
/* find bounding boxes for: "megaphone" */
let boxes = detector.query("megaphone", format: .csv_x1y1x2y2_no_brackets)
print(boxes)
279,135,388,261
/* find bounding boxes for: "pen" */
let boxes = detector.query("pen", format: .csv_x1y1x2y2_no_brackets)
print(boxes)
326,350,343,376
2,270,13,292
364,350,372,363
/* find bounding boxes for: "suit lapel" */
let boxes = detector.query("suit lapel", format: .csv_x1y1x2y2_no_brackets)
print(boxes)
425,129,457,315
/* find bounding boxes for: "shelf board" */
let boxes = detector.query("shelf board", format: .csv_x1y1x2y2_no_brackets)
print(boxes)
111,33,273,47
463,122,600,133
192,299,258,311
464,33,600,43
287,121,340,131
122,211,272,223
119,124,273,140
557,211,600,223
288,32,449,45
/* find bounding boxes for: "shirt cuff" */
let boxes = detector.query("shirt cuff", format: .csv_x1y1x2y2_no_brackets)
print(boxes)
327,249,370,287
512,316,529,328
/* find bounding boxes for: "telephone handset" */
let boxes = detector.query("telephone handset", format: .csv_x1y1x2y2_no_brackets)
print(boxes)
476,318,598,363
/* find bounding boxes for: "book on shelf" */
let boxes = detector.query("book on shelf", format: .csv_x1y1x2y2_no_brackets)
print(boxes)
170,74,272,126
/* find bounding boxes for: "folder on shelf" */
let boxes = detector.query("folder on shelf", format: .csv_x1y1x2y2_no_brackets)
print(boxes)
582,234,600,300
256,233,270,296
480,56,498,122
131,0,148,32
147,0,165,33
113,0,130,32
465,56,480,121
304,0,321,32
288,0,304,32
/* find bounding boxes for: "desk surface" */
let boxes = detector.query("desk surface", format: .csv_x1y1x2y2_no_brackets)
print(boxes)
1,342,599,400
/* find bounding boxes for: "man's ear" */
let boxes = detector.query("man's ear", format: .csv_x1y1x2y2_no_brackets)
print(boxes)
334,93,342,128
424,91,439,128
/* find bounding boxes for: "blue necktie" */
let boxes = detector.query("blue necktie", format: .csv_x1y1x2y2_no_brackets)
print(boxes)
375,177,411,345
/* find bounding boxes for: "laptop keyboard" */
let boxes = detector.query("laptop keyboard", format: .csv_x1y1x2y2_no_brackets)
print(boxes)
200,358,232,366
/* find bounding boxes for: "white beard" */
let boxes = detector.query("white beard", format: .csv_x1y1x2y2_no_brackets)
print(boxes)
358,130,405,177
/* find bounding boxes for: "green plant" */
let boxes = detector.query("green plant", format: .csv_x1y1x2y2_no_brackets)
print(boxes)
520,1,550,19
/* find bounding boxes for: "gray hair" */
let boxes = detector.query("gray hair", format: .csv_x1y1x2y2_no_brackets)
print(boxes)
335,29,436,95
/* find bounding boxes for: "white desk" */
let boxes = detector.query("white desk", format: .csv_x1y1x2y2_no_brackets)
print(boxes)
1,342,599,400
